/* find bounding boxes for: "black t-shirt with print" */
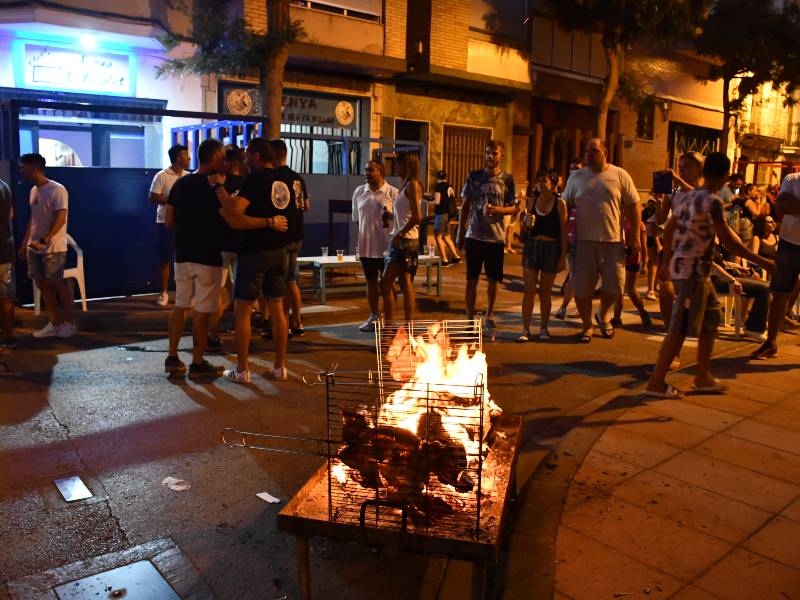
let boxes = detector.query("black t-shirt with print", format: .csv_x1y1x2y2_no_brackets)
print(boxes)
274,165,308,244
238,169,291,253
433,181,453,216
167,173,224,266
0,179,13,263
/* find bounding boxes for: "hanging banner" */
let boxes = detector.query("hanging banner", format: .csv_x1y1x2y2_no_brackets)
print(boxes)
219,82,360,132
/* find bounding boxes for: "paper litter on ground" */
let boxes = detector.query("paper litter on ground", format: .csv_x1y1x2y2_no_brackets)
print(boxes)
161,477,191,491
256,491,281,503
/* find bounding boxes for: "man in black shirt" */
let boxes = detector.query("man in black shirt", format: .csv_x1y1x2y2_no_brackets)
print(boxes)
271,138,309,337
165,138,227,378
424,170,461,265
210,137,289,383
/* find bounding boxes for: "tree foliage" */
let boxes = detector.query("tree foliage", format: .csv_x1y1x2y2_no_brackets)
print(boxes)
156,0,304,134
693,0,800,149
543,0,709,137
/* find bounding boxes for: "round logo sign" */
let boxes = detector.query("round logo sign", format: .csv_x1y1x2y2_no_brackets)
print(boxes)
335,101,355,126
226,89,254,115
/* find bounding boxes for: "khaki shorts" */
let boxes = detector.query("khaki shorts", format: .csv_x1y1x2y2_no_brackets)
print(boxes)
0,262,15,301
571,240,625,298
174,262,223,314
670,279,721,338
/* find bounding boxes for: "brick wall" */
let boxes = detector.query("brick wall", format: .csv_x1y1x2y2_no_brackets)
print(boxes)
512,134,530,189
385,0,407,59
430,0,467,70
243,0,267,31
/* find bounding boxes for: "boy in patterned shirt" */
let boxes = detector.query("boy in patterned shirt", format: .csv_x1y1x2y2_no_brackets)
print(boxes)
645,153,774,398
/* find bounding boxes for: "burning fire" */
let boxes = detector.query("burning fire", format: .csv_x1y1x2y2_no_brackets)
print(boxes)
332,322,502,510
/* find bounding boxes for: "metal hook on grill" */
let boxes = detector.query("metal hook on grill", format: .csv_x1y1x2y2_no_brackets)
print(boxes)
302,362,339,386
221,428,333,457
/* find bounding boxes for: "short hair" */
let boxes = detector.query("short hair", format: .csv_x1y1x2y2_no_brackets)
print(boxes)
20,153,46,170
197,138,223,165
367,159,385,175
246,136,274,163
269,138,288,161
168,144,187,164
486,139,505,152
586,137,607,152
679,151,704,167
536,168,559,188
742,183,757,196
436,169,447,180
730,173,745,182
702,152,731,179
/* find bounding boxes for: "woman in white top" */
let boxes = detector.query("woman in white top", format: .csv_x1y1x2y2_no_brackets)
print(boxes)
382,152,422,321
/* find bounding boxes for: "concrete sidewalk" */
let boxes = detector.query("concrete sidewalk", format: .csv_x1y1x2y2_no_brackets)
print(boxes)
553,344,800,599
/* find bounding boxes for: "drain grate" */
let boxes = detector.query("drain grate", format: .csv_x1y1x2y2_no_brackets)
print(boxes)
53,476,93,502
54,560,180,600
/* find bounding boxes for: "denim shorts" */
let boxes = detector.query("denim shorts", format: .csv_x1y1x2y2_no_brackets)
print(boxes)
433,214,450,234
386,238,419,276
235,248,288,301
28,251,66,281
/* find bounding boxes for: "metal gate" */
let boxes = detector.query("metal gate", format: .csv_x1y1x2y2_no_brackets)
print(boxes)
443,125,492,191
668,122,720,169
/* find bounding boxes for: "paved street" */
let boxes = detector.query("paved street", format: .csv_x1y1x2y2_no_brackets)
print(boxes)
1,262,798,599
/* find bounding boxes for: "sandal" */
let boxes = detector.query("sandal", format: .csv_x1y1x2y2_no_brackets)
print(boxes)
643,384,684,399
538,328,551,340
594,313,615,338
555,307,567,320
689,380,727,394
579,331,592,343
517,331,531,343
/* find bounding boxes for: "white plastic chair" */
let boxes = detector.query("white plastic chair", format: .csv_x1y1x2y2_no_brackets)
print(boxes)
722,290,743,340
34,234,87,315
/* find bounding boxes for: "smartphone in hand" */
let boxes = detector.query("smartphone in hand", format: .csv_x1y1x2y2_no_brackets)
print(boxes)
653,171,673,195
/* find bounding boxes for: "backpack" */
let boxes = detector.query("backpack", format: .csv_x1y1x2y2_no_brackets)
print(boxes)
446,186,458,218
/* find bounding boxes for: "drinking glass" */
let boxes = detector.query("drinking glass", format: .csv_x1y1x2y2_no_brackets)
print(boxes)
321,247,328,257
336,250,344,262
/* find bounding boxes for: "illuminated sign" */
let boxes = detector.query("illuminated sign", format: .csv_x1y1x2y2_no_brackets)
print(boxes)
21,43,133,95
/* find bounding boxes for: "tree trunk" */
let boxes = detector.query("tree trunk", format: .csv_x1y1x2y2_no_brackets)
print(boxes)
261,0,291,138
597,43,621,141
720,76,732,156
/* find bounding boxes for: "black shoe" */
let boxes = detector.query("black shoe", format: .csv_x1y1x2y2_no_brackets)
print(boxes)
206,337,222,353
610,317,623,328
261,319,273,340
450,257,462,265
290,325,305,337
641,312,653,328
165,355,187,375
555,307,567,320
1,336,17,349
188,360,224,378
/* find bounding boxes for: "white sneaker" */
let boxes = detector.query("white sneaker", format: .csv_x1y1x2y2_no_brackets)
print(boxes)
56,322,77,338
358,315,379,332
223,367,251,383
33,322,61,338
644,291,657,301
156,292,169,307
743,329,767,342
516,330,530,343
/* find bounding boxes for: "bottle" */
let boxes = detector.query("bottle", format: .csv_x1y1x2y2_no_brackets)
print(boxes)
382,205,391,229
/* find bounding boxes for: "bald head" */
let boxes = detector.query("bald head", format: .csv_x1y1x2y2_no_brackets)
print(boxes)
585,138,608,172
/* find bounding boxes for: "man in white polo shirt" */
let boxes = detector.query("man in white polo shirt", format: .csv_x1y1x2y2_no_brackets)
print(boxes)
352,160,397,331
751,172,800,359
149,144,189,306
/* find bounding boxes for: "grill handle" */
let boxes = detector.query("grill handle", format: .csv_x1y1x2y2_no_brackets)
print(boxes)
221,428,333,457
359,499,408,533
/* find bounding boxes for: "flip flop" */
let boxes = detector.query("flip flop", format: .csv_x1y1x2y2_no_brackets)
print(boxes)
689,381,727,394
594,313,615,338
579,332,592,343
643,384,684,399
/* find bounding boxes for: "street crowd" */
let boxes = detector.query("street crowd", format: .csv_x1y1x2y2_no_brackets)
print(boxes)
1,136,799,398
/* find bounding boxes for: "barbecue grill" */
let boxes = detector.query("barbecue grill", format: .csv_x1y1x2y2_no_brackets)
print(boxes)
222,319,521,599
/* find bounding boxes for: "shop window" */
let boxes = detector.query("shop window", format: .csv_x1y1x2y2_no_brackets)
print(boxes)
636,103,655,141
291,0,382,22
110,133,145,168
38,138,83,167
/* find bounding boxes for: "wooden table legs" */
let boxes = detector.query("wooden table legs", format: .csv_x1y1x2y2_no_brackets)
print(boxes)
297,536,311,600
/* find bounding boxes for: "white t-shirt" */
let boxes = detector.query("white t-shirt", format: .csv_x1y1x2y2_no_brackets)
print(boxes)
352,181,398,258
29,180,68,254
777,173,800,245
562,164,640,243
150,167,185,224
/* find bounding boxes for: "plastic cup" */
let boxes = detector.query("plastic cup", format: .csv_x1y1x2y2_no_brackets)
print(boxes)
336,250,344,262
321,247,328,257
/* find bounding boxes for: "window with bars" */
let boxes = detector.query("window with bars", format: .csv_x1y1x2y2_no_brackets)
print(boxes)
636,103,655,141
442,125,493,192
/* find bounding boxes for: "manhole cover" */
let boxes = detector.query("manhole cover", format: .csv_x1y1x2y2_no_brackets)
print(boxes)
54,560,180,600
